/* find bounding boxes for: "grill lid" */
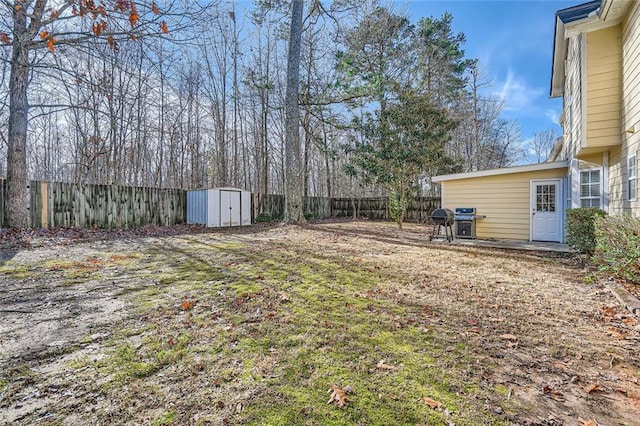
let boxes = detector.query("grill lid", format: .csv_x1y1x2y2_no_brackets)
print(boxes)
431,208,454,225
454,207,476,215
431,208,454,218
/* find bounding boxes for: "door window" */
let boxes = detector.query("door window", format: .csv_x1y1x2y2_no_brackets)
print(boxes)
536,184,556,212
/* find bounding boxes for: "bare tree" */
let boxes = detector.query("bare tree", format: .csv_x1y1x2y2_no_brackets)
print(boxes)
2,0,170,227
529,129,560,163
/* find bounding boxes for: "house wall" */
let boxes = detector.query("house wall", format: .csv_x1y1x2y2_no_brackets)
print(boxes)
610,1,640,215
563,35,584,161
440,168,567,241
585,26,623,150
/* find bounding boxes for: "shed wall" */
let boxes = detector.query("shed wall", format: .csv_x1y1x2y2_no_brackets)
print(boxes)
187,190,208,225
441,168,567,241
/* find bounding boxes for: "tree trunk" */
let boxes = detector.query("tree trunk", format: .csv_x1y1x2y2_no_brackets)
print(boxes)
284,0,305,223
6,7,30,228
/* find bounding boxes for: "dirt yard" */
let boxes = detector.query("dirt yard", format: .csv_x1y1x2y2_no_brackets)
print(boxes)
1,220,638,425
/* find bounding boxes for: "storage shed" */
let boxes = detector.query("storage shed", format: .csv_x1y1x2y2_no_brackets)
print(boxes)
187,187,252,227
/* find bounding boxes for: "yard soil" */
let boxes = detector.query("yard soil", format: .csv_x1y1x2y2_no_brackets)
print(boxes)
1,220,639,425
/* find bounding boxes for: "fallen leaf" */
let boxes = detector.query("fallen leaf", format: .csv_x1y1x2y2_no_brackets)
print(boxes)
465,319,478,326
607,327,626,340
375,360,395,370
422,397,442,409
622,317,638,326
543,385,565,401
499,334,518,340
181,299,193,310
328,385,349,407
601,306,617,319
584,383,601,394
553,361,570,371
578,418,597,426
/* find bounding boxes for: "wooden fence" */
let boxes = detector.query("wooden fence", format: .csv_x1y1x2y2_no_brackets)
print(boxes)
331,196,441,222
253,194,441,223
0,180,186,228
0,179,439,228
252,194,332,220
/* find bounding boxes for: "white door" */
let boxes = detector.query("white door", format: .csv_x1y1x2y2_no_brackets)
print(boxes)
531,180,561,242
220,190,241,226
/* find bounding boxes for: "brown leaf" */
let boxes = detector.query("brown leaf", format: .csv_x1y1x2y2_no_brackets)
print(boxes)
499,334,518,340
607,327,626,340
584,383,601,394
92,23,102,36
328,385,349,407
181,299,193,310
129,11,139,27
152,3,160,14
107,35,119,52
543,385,565,401
422,397,442,409
39,31,49,40
161,20,169,34
578,418,598,426
46,35,56,52
601,306,617,319
375,359,395,370
622,317,638,325
0,32,10,44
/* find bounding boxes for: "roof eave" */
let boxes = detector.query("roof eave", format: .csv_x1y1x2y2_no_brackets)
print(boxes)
549,0,603,98
432,161,569,183
550,17,567,98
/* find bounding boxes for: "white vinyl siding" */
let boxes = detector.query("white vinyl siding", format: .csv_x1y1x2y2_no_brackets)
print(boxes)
629,154,637,201
580,169,601,208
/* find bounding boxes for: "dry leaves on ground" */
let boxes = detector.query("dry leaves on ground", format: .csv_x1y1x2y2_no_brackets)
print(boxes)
328,385,350,407
422,397,442,409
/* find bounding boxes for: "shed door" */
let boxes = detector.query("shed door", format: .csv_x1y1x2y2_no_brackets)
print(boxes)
530,180,561,242
220,190,241,226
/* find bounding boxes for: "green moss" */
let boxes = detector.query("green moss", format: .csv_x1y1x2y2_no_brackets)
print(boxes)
150,410,175,426
0,262,32,279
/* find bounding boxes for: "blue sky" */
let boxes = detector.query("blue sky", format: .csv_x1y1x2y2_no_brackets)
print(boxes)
406,0,577,147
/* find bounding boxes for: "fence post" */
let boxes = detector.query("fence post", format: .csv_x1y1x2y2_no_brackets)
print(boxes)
40,181,48,228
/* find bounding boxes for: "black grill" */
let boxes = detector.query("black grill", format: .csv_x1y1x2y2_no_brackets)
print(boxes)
429,208,454,242
454,207,477,239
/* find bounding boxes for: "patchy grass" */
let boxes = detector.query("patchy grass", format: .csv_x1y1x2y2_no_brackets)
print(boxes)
1,221,639,425
83,239,496,424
